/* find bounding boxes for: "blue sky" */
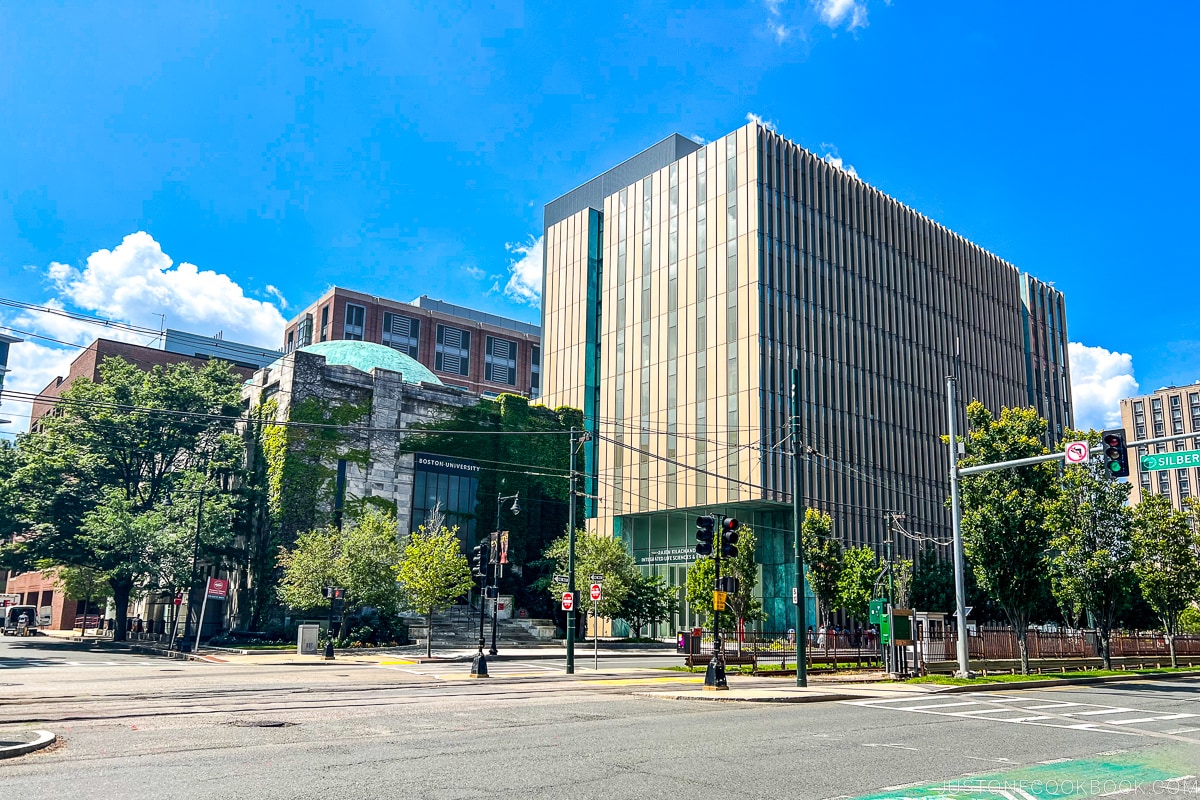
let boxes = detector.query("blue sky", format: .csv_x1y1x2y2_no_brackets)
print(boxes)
1,1,1197,435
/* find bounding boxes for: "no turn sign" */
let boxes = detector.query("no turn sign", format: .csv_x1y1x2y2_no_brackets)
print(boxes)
590,583,602,602
562,591,574,611
1064,440,1090,465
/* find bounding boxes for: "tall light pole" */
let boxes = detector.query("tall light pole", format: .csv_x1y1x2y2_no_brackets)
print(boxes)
489,491,520,656
790,369,807,687
565,428,591,675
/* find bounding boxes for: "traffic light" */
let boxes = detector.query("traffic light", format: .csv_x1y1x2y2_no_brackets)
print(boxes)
695,516,715,556
721,517,740,558
1101,429,1130,479
471,544,490,578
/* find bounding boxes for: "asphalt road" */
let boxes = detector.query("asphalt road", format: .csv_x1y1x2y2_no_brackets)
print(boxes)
2,635,1198,800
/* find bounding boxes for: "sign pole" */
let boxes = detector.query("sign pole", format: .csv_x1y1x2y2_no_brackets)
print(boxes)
193,591,209,654
566,428,577,675
946,373,972,678
593,599,599,670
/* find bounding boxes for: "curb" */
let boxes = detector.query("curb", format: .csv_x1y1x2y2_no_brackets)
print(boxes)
929,670,1200,694
0,730,56,760
636,690,864,704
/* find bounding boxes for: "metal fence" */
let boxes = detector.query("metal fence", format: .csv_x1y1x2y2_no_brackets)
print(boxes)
936,628,1200,661
680,629,883,670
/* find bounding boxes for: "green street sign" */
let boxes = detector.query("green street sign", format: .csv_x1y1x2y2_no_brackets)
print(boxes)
1140,449,1200,472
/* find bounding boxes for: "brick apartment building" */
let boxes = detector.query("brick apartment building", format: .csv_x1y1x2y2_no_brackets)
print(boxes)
283,288,542,399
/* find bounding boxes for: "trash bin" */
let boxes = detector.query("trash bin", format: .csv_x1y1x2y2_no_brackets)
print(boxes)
677,631,691,653
297,624,320,656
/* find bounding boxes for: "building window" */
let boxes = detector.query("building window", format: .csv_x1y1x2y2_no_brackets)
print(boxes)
1158,469,1171,495
383,313,419,357
1152,398,1164,437
320,306,330,342
297,314,314,347
286,330,295,353
1134,401,1147,440
530,346,541,398
435,325,470,376
344,304,366,341
1180,471,1191,499
1190,392,1200,432
484,336,517,386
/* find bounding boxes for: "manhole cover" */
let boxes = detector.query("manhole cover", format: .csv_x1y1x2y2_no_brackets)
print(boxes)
227,720,297,728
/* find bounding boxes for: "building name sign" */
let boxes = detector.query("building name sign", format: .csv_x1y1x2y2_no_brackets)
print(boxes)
414,453,481,477
638,547,697,565
1140,450,1200,472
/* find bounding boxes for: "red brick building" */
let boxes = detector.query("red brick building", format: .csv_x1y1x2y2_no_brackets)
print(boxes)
283,288,542,399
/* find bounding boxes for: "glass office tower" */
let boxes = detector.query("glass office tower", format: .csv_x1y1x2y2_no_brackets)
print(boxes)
541,122,1071,631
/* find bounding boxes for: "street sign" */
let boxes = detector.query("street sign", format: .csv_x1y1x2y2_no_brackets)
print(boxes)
206,577,228,600
561,591,574,611
589,573,604,582
792,587,798,604
1064,440,1090,464
712,590,728,610
553,574,569,584
589,583,602,602
1140,449,1200,472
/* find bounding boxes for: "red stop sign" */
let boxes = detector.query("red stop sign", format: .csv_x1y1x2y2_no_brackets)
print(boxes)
561,591,574,611
590,583,601,602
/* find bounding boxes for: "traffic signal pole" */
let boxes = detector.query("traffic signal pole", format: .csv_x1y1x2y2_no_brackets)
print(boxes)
946,374,972,678
704,514,727,691
566,427,577,675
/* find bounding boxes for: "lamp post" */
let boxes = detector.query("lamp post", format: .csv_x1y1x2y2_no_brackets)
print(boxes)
489,491,520,656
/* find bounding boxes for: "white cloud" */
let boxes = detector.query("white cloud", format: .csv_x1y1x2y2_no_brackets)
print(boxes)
819,143,860,179
49,232,286,348
1069,342,1139,431
746,112,777,132
815,0,868,29
504,236,543,307
763,0,792,42
264,285,289,310
464,265,486,281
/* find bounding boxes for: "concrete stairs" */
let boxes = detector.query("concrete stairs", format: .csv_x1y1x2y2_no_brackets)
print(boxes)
406,605,560,649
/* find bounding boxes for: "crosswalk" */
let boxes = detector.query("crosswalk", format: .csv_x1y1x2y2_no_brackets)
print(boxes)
844,693,1200,737
378,660,565,679
0,658,167,669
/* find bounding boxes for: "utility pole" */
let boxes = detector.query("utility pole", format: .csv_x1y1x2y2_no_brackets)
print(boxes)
790,368,807,688
946,373,972,678
566,427,578,675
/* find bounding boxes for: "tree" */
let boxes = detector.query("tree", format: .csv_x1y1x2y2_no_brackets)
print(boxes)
685,556,717,620
277,508,405,629
395,509,475,657
1132,493,1200,668
52,564,111,633
956,402,1057,675
2,356,243,641
617,573,679,638
801,509,843,625
1045,429,1135,668
910,543,955,611
543,530,637,636
837,546,880,623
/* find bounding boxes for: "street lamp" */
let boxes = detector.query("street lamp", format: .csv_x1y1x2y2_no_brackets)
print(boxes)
489,491,520,656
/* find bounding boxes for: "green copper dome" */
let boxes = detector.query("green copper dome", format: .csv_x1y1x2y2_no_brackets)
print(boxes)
295,340,443,385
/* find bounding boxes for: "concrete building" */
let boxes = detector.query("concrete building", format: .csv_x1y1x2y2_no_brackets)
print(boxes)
1121,383,1200,510
541,122,1072,631
283,288,541,399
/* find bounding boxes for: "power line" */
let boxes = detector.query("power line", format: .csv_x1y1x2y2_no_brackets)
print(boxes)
0,297,165,337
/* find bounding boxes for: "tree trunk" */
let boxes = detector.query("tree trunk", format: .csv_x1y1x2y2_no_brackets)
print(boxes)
1168,633,1178,669
1098,627,1112,670
110,579,132,643
426,608,433,658
1016,628,1030,675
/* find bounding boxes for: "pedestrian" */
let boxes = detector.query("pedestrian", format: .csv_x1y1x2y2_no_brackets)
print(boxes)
17,611,29,636
815,624,826,650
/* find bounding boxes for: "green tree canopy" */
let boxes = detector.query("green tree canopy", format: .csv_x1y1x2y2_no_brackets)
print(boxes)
1046,429,1135,668
277,508,405,621
1132,493,1200,668
543,529,637,626
956,402,1057,674
801,508,843,625
617,573,679,638
395,510,475,657
837,546,880,623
